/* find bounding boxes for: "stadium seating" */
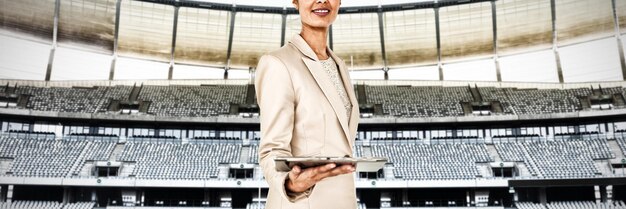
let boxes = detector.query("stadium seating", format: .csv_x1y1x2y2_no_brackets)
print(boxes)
517,201,626,209
365,85,472,117
616,137,626,156
246,202,265,209
495,139,612,178
0,134,621,180
370,143,492,180
15,86,131,113
0,201,94,209
138,85,247,117
0,137,120,177
480,88,591,115
118,141,241,179
248,143,259,164
5,84,625,119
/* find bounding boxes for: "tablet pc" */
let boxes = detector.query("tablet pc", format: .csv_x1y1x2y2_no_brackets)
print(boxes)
274,156,387,172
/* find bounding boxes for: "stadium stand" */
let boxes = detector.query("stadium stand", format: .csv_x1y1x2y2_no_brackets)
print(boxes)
246,202,265,209
0,135,619,180
0,201,94,209
0,137,88,177
118,141,241,179
4,84,625,119
516,201,626,209
138,85,247,117
248,143,259,164
616,137,626,156
15,86,131,113
495,139,612,178
480,88,591,115
365,85,472,117
370,143,492,180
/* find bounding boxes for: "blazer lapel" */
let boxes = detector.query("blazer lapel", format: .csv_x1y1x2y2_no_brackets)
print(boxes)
329,50,359,145
302,58,351,143
289,34,352,144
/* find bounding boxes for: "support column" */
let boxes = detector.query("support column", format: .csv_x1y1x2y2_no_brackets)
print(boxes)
91,189,96,203
611,0,626,80
110,0,122,80
594,185,602,203
606,185,613,204
329,25,334,50
280,9,287,47
6,185,13,204
377,7,389,76
434,7,443,81
45,0,61,81
538,188,547,205
168,6,180,80
550,0,565,83
0,185,4,202
225,7,237,74
466,190,471,207
491,1,502,82
402,189,408,206
140,189,145,206
204,189,211,206
62,187,71,204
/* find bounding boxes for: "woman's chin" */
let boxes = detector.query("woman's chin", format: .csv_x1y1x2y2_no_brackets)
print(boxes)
303,22,332,30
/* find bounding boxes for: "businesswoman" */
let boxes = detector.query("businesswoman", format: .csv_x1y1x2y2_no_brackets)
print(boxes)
255,0,359,208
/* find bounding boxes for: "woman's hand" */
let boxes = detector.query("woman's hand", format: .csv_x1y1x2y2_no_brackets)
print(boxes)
285,163,356,193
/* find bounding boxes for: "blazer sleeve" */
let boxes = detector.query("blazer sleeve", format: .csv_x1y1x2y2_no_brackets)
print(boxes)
255,54,309,202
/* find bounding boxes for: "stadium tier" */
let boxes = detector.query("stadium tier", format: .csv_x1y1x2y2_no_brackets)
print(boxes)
2,135,626,181
0,201,94,209
2,84,626,118
516,201,626,209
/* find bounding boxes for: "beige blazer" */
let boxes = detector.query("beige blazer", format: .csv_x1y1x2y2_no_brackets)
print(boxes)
255,34,360,209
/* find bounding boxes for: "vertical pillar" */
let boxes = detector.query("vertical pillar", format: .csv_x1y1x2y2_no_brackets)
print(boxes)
0,185,4,202
466,190,471,207
434,7,443,81
168,6,180,80
606,185,613,204
594,185,602,203
225,7,237,73
491,1,502,82
45,0,61,81
611,0,626,80
91,189,97,202
7,185,13,204
329,25,334,50
538,188,547,205
63,187,71,204
280,9,287,47
110,0,122,80
377,7,389,75
204,189,211,206
402,189,408,206
550,0,565,83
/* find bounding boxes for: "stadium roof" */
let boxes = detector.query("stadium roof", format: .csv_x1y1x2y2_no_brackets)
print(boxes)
139,0,491,14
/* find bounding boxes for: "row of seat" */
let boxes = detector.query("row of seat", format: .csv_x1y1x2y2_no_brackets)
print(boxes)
366,85,471,117
0,201,93,209
517,201,626,209
0,136,622,180
118,142,241,179
371,143,492,180
138,85,247,117
495,139,612,178
15,86,132,113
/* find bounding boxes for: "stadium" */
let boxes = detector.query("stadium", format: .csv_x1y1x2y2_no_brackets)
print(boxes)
1,0,626,208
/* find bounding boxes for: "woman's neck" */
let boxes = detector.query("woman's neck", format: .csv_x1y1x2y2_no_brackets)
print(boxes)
300,25,329,60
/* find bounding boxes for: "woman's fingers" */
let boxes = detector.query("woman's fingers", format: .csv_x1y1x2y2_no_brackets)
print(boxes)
288,163,357,193
314,164,355,180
